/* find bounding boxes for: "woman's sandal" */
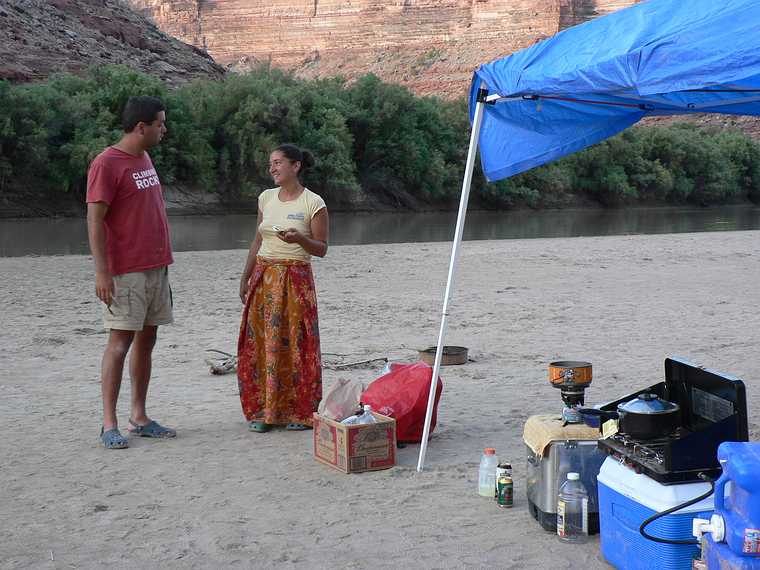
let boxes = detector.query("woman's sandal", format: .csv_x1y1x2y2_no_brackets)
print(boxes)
285,423,310,431
248,421,271,433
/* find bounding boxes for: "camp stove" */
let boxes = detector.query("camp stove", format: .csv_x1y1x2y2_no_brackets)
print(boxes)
596,357,748,484
595,357,749,570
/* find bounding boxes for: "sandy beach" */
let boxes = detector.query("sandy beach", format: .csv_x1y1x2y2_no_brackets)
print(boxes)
1,230,758,569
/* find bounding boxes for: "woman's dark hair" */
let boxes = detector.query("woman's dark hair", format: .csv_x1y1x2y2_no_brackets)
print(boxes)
274,144,315,176
122,96,165,132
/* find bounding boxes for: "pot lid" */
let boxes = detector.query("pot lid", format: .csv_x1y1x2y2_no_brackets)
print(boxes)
618,392,679,414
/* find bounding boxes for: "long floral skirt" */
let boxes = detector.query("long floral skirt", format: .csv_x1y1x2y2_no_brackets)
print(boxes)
236,257,322,426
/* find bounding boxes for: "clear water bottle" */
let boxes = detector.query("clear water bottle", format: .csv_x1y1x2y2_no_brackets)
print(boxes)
341,404,377,425
356,405,377,425
478,448,498,497
557,472,589,543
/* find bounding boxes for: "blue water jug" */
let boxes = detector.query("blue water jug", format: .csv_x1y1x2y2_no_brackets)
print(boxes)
713,441,760,557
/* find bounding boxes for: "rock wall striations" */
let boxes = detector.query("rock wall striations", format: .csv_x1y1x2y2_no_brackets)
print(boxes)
127,0,642,98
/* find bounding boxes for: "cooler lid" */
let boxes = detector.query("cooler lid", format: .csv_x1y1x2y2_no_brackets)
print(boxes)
597,457,714,513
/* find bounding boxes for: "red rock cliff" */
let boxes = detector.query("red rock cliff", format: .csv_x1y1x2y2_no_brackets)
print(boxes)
126,0,641,98
0,0,224,83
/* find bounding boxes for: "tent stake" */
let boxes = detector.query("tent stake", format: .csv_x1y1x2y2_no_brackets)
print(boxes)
416,86,488,472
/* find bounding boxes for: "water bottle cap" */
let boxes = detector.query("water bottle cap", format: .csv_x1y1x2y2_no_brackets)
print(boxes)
484,448,496,455
567,472,580,480
363,404,372,412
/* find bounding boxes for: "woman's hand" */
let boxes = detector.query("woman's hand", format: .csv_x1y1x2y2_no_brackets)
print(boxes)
239,275,249,304
277,228,303,244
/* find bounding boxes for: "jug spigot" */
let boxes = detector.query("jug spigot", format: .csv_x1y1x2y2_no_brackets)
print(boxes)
692,514,725,542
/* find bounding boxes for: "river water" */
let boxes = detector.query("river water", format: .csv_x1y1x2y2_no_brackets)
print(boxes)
1,205,759,257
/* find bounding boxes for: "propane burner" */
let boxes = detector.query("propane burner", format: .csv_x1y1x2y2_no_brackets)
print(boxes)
548,361,593,423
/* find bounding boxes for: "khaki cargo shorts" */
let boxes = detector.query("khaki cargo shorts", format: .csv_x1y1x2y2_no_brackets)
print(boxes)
103,266,174,331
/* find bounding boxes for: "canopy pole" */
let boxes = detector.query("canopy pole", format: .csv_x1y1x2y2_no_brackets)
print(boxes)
416,85,488,472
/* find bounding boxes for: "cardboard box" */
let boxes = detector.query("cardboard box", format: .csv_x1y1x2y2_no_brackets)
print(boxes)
313,412,396,473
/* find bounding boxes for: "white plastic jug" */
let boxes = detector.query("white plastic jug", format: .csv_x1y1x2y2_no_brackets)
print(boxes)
340,404,377,425
478,448,498,497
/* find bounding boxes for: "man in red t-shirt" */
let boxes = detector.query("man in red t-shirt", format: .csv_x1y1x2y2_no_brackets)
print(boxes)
86,96,177,449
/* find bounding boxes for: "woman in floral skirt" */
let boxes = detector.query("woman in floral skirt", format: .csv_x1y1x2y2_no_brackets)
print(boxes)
237,144,328,432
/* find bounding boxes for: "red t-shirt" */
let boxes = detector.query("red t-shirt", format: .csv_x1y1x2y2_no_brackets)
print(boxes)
86,147,173,276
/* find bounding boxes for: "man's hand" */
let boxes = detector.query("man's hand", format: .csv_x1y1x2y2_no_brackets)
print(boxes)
95,270,114,306
87,201,113,305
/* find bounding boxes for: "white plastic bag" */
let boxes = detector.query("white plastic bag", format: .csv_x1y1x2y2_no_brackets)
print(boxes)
318,378,366,421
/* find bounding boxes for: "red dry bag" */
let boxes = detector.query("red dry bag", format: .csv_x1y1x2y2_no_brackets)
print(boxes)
361,362,443,443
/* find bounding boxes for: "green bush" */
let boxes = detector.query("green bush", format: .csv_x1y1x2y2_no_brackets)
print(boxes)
2,66,760,209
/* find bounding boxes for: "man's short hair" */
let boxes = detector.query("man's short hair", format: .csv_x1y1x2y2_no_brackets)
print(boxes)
122,96,166,132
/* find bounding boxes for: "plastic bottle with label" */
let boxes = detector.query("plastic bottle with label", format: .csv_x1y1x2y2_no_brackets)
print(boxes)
340,404,377,425
557,472,589,543
478,448,498,497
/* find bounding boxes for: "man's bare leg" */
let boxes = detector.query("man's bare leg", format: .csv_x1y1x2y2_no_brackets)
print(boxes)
101,329,135,430
129,325,157,426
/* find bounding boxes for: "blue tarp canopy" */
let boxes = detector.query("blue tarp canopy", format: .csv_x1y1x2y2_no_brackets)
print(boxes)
470,0,760,182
